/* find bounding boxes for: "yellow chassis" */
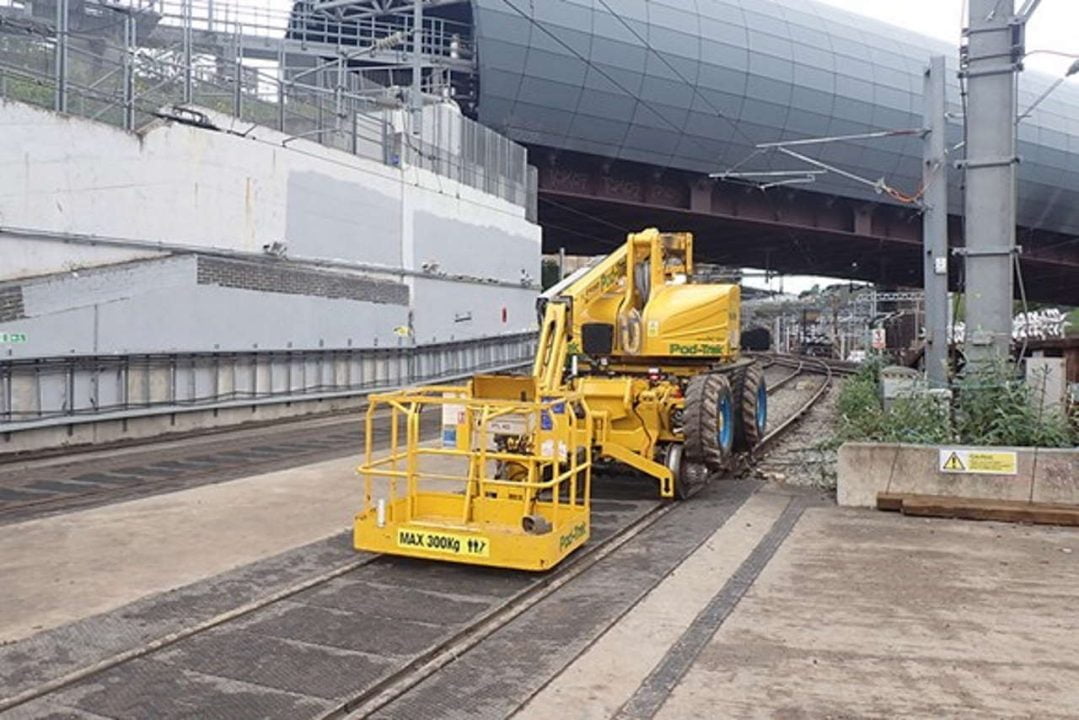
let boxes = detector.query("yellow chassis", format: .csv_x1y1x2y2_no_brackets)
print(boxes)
355,229,745,571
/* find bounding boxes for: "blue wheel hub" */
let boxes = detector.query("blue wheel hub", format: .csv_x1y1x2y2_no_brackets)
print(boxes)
756,382,768,433
717,392,734,452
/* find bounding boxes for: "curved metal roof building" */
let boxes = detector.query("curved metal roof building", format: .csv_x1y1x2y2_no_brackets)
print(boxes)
470,0,1079,236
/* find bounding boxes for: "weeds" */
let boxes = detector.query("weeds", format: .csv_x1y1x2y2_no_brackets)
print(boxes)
953,361,1074,448
832,358,1076,448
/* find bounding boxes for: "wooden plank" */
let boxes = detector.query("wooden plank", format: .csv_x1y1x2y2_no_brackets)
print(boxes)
876,493,905,512
898,495,1079,527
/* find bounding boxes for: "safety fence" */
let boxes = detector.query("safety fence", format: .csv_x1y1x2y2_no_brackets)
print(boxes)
0,0,534,209
0,332,538,431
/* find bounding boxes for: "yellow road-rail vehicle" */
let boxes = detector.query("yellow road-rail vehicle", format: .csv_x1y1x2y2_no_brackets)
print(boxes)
354,228,767,570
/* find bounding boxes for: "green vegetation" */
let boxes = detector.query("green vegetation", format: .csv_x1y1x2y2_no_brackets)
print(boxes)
952,363,1075,447
832,360,952,446
833,360,1076,448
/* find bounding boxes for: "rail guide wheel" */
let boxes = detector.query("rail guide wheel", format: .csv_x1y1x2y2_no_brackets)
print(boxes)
663,443,709,500
682,371,735,490
733,361,768,451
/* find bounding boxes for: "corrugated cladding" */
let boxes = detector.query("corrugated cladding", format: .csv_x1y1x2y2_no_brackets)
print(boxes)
472,0,1079,235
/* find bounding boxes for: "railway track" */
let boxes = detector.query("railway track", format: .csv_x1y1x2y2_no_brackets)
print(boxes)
0,356,839,719
0,412,439,525
330,360,836,720
0,355,849,525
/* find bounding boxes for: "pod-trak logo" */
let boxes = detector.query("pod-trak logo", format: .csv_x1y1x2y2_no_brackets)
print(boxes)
669,343,725,355
559,522,587,550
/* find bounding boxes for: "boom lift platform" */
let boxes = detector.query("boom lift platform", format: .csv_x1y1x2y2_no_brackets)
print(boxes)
354,229,767,571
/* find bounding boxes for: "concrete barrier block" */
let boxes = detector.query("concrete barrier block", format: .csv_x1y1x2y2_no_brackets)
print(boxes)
876,445,941,497
896,445,1035,504
1032,449,1079,505
911,457,1034,503
836,442,890,507
836,442,1072,508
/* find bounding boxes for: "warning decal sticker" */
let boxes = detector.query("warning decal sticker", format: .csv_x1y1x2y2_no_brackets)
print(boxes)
941,451,966,472
938,449,1018,476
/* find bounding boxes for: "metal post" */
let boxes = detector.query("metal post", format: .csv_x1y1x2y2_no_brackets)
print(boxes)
54,0,68,113
122,12,135,130
962,0,1021,362
316,69,325,144
869,290,877,355
335,54,344,132
411,0,423,139
923,55,949,385
233,26,243,118
276,45,286,131
182,0,193,103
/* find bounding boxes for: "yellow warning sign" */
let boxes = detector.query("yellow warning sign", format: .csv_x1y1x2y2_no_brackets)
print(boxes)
967,452,1019,474
938,449,1018,475
396,527,490,558
941,451,965,471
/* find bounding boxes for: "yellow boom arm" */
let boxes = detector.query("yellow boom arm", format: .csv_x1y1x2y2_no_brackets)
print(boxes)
533,228,699,392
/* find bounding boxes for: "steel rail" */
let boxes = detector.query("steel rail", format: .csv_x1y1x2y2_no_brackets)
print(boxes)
0,413,433,521
754,355,834,457
0,357,837,715
768,359,806,391
323,498,676,720
325,362,838,719
0,553,382,714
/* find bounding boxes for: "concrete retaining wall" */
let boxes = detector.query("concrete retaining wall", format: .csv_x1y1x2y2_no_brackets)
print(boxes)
837,442,1079,507
0,101,541,356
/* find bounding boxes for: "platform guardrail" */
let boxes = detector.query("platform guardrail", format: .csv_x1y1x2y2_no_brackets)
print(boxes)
0,332,538,432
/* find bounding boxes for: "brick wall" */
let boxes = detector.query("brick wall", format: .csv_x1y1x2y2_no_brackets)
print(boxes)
196,256,408,306
0,287,25,322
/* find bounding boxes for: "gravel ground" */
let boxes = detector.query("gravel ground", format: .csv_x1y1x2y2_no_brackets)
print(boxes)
753,375,840,490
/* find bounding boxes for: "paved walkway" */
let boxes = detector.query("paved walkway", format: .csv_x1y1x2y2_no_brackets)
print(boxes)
516,504,1079,719
0,454,363,642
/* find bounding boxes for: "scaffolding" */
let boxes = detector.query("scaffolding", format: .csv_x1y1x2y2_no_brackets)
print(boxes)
0,0,535,210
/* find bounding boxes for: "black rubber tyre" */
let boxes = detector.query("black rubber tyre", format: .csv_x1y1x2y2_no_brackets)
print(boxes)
732,361,767,451
683,372,735,472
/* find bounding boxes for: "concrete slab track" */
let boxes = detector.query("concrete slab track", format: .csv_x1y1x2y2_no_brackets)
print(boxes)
2,455,1077,718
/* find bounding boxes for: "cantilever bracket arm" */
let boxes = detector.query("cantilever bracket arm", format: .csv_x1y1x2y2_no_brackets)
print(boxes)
775,147,888,194
754,128,922,149
1016,0,1042,22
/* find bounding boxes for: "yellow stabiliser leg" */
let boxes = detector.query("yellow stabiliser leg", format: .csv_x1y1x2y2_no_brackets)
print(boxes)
599,442,675,498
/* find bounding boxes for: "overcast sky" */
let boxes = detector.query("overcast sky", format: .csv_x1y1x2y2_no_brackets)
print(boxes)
744,0,1078,295
817,0,1078,78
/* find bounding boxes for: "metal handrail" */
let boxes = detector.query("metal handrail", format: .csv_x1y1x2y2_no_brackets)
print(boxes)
0,0,533,207
150,0,473,58
0,333,540,429
359,387,593,528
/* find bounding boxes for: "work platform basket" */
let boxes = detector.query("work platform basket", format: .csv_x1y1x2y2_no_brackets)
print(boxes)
353,375,594,571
